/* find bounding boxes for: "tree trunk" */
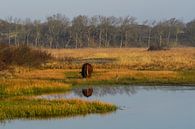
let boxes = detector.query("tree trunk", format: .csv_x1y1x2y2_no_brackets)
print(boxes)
92,34,95,47
167,31,170,47
175,34,178,44
35,37,38,47
87,36,90,47
125,31,128,47
147,29,151,48
75,33,78,48
99,30,102,48
8,33,11,45
138,35,142,47
120,34,123,48
65,33,72,48
14,35,17,46
159,35,162,47
49,38,53,48
26,33,30,46
105,31,108,47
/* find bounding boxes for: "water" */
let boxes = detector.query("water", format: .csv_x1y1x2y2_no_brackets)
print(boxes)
1,86,195,129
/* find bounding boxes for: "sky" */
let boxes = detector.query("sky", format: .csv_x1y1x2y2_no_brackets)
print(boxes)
0,0,194,22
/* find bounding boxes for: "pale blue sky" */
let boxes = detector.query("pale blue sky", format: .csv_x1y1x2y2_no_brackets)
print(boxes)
0,0,194,22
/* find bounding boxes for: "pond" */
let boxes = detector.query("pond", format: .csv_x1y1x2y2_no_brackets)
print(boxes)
1,85,195,129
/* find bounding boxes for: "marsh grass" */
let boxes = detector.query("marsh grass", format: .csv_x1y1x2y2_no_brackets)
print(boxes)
177,70,195,84
59,69,195,86
0,66,72,97
0,79,70,98
0,98,116,120
42,47,195,85
0,66,117,120
46,47,195,70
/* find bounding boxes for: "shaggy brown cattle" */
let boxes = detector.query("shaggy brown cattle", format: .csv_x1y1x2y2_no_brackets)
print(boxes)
80,63,93,78
82,88,93,97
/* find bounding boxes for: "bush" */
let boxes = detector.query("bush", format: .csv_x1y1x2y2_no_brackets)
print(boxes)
12,45,52,67
0,44,52,70
0,46,15,65
0,61,7,71
147,45,169,51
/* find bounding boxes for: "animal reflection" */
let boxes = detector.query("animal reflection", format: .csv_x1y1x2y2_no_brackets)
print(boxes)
82,88,93,97
74,86,138,97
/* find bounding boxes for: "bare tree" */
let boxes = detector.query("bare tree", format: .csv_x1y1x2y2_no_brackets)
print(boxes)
6,16,13,45
71,15,88,48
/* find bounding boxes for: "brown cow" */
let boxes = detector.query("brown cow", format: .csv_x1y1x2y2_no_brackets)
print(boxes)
82,88,93,97
80,63,93,78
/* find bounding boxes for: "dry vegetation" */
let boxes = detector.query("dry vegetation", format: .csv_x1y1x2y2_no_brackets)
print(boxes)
46,47,195,70
0,44,51,71
38,47,195,85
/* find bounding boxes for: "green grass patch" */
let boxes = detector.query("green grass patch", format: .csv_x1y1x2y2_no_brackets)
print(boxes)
62,70,195,86
0,98,117,120
1,86,71,98
176,70,195,84
0,84,8,98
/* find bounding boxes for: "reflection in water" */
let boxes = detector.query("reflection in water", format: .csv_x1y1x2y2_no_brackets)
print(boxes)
82,88,93,97
37,86,139,100
75,86,195,98
74,86,138,97
38,85,195,100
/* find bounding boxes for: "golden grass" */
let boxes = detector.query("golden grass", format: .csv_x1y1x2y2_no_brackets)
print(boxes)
45,47,195,70
0,67,70,97
41,47,195,85
1,79,69,96
98,69,178,80
15,68,66,80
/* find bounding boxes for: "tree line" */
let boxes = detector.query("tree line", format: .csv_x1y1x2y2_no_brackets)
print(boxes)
0,14,195,48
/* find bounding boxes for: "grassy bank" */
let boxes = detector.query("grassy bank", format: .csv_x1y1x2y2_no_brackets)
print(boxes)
60,69,195,86
0,68,118,121
0,98,116,120
0,79,70,98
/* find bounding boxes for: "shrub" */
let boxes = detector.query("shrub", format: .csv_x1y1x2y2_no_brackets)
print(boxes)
0,61,6,71
0,44,52,69
147,45,169,51
0,45,15,65
0,44,13,71
12,45,52,67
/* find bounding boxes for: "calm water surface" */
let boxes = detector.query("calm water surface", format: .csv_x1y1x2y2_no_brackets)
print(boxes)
1,86,195,129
